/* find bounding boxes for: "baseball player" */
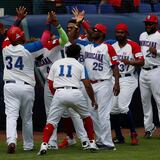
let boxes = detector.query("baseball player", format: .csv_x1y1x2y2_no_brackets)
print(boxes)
0,6,27,110
2,12,54,153
37,17,89,149
36,12,68,149
72,10,120,150
58,19,89,149
111,23,144,145
38,44,98,155
139,14,160,138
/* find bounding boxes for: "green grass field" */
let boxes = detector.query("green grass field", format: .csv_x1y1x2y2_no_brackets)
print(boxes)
0,131,160,160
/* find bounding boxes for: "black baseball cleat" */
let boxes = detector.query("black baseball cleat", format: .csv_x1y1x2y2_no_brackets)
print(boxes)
83,140,99,152
7,143,16,154
144,126,156,139
96,144,116,150
82,141,90,150
113,137,125,144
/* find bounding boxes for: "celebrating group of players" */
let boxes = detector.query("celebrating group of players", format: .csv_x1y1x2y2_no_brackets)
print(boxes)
1,6,160,155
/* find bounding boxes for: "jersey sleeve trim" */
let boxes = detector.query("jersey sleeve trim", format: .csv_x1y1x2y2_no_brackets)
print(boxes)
24,41,43,53
44,39,60,50
76,39,90,46
2,38,11,48
105,43,119,65
127,40,144,60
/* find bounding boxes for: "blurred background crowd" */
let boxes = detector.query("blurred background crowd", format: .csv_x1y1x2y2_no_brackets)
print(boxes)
0,0,160,15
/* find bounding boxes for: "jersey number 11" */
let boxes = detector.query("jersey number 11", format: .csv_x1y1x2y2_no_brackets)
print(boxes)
59,65,72,77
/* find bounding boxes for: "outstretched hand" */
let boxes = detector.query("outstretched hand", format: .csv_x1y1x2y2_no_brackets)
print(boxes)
72,7,79,19
72,7,85,23
16,6,27,20
47,11,59,27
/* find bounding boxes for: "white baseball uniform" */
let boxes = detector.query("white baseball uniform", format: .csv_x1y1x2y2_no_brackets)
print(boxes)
47,57,91,126
139,30,160,131
38,39,88,145
38,39,63,115
3,39,44,150
76,39,118,147
111,40,143,114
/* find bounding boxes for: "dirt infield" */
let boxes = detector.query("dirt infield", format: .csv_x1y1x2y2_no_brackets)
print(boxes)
0,127,159,142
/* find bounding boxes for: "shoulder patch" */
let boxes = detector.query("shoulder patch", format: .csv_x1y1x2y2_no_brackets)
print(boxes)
112,56,118,61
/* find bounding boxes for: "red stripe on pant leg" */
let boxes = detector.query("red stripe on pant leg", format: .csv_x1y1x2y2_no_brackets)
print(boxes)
83,116,94,140
43,123,54,143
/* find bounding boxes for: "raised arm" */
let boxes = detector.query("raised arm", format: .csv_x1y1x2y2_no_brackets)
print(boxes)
47,11,68,46
72,8,92,41
14,6,27,27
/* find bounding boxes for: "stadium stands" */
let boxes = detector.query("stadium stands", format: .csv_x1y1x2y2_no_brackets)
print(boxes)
154,3,160,12
98,4,115,14
66,4,97,14
138,3,152,13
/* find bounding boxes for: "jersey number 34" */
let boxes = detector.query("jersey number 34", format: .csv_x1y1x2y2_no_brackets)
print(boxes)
5,56,24,70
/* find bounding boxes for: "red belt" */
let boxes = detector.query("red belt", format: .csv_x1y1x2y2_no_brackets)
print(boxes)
90,80,105,84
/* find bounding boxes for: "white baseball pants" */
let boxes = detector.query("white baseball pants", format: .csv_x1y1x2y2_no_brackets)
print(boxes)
4,82,34,150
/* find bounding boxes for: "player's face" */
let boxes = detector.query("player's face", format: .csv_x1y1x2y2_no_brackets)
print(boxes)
91,28,103,40
67,23,75,34
145,22,158,35
67,22,79,39
115,30,127,42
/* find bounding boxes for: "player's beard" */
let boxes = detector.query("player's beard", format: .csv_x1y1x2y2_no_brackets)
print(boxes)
91,33,101,41
115,35,126,42
145,27,157,35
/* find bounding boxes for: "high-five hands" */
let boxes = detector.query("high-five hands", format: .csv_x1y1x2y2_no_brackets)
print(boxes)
16,6,27,20
47,11,59,27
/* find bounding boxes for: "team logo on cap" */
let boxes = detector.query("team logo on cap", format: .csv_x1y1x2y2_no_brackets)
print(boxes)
16,33,21,39
147,15,151,20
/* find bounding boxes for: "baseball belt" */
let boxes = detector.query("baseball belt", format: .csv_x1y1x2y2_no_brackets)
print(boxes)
119,73,132,78
143,66,158,71
56,86,78,89
5,80,31,85
90,79,105,84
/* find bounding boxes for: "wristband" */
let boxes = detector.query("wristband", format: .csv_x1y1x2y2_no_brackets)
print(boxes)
56,24,61,29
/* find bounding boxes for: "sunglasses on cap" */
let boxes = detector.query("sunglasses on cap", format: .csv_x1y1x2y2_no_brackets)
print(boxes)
93,28,102,33
144,22,156,26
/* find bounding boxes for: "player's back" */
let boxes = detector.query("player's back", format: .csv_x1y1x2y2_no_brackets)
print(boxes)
3,44,36,86
48,58,85,89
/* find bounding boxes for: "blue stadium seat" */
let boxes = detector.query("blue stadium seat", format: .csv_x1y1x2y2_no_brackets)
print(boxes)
138,3,152,13
99,4,115,14
77,4,97,14
154,3,160,12
66,6,71,14
67,4,97,14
